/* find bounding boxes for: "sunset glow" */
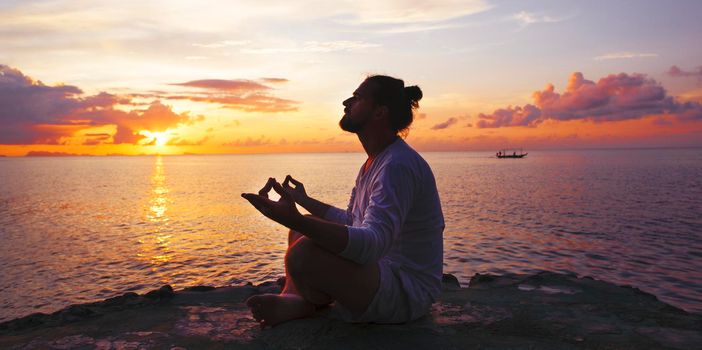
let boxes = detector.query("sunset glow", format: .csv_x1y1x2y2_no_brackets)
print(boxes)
141,130,174,147
1,1,701,156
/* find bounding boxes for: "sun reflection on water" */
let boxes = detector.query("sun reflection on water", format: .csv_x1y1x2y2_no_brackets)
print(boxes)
148,156,169,222
138,156,173,266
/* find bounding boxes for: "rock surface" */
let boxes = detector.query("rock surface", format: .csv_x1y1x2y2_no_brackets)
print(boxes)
1,272,700,349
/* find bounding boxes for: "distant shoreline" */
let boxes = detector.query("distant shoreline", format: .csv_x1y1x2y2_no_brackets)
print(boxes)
0,146,700,158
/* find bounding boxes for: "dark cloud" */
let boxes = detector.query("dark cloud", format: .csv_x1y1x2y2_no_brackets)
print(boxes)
82,133,111,145
0,64,197,144
667,65,702,78
431,117,458,130
476,72,702,128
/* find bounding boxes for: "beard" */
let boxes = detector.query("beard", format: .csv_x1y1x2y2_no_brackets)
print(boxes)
339,114,365,133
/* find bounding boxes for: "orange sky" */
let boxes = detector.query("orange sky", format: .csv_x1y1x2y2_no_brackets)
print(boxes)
1,1,702,156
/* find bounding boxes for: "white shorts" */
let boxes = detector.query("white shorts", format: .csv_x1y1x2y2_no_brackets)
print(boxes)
331,259,424,324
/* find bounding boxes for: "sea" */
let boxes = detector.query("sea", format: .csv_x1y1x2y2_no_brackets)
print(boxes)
1,149,701,322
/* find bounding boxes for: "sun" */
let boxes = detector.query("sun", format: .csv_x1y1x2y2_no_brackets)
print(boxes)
140,130,172,147
153,132,170,146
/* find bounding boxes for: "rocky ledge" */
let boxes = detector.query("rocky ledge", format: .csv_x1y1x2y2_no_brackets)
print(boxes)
1,272,700,349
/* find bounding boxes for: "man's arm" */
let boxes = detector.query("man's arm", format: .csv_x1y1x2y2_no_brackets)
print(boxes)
289,214,348,254
242,179,348,254
296,194,332,218
282,175,333,218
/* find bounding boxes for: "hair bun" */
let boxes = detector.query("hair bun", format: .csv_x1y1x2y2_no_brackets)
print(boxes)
404,85,423,108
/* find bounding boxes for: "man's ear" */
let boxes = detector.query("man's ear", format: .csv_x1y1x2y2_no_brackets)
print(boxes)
373,105,390,121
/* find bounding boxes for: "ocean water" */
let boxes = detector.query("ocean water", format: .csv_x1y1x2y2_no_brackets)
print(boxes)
0,149,701,322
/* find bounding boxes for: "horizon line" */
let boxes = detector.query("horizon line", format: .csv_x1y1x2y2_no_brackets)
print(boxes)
2,145,702,158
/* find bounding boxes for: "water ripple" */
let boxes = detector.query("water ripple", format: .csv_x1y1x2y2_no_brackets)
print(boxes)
1,150,701,322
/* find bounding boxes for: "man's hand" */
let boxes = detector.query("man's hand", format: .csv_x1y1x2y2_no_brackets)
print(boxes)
282,175,308,203
242,178,303,229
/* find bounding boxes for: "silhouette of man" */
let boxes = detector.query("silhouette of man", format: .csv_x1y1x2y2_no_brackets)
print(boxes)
242,75,444,327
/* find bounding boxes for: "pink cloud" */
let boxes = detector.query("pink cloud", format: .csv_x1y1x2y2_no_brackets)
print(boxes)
171,79,270,92
476,104,541,128
431,117,459,130
0,64,197,144
167,78,298,112
476,72,702,128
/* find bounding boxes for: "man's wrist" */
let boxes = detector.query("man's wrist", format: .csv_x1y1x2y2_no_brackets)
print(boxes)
288,212,307,232
297,195,312,210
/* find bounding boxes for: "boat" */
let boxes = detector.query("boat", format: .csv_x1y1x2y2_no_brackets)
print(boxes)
496,148,528,158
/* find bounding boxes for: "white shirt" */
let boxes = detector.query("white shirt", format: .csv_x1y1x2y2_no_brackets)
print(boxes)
324,138,445,315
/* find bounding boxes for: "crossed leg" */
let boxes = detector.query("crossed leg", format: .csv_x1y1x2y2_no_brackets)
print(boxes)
246,229,380,327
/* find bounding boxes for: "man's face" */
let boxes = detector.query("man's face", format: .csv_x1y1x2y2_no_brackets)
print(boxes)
340,81,376,133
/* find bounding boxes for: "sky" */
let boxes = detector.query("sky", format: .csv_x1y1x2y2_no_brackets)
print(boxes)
1,0,701,156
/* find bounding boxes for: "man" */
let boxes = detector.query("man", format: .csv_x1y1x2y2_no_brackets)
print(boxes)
242,75,444,327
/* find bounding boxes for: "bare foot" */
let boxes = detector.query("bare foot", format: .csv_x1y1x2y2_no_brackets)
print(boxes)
245,293,315,328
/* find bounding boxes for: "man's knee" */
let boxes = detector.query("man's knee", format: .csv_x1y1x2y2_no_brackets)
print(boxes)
285,237,319,278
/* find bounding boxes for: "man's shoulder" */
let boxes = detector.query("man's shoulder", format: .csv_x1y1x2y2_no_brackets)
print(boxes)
377,140,433,181
385,139,429,169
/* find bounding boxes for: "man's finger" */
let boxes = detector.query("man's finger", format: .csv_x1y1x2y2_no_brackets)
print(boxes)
282,176,291,188
287,175,302,186
241,193,273,216
271,181,292,200
258,177,276,198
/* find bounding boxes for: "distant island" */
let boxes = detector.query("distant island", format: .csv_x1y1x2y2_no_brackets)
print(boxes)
20,151,202,157
24,151,95,157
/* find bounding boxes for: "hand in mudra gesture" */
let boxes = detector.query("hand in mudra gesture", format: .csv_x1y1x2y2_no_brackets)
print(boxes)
242,177,302,228
282,175,307,203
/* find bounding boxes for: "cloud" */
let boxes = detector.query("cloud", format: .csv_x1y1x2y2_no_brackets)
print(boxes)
338,0,490,24
475,72,702,128
594,52,658,60
261,77,289,84
370,22,465,34
240,40,380,54
171,79,271,92
82,133,111,145
25,151,93,157
166,77,298,112
168,94,297,113
512,11,565,27
167,136,210,146
223,135,272,147
431,117,459,130
0,64,190,144
192,40,249,48
667,65,702,78
0,0,489,67
475,105,541,128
